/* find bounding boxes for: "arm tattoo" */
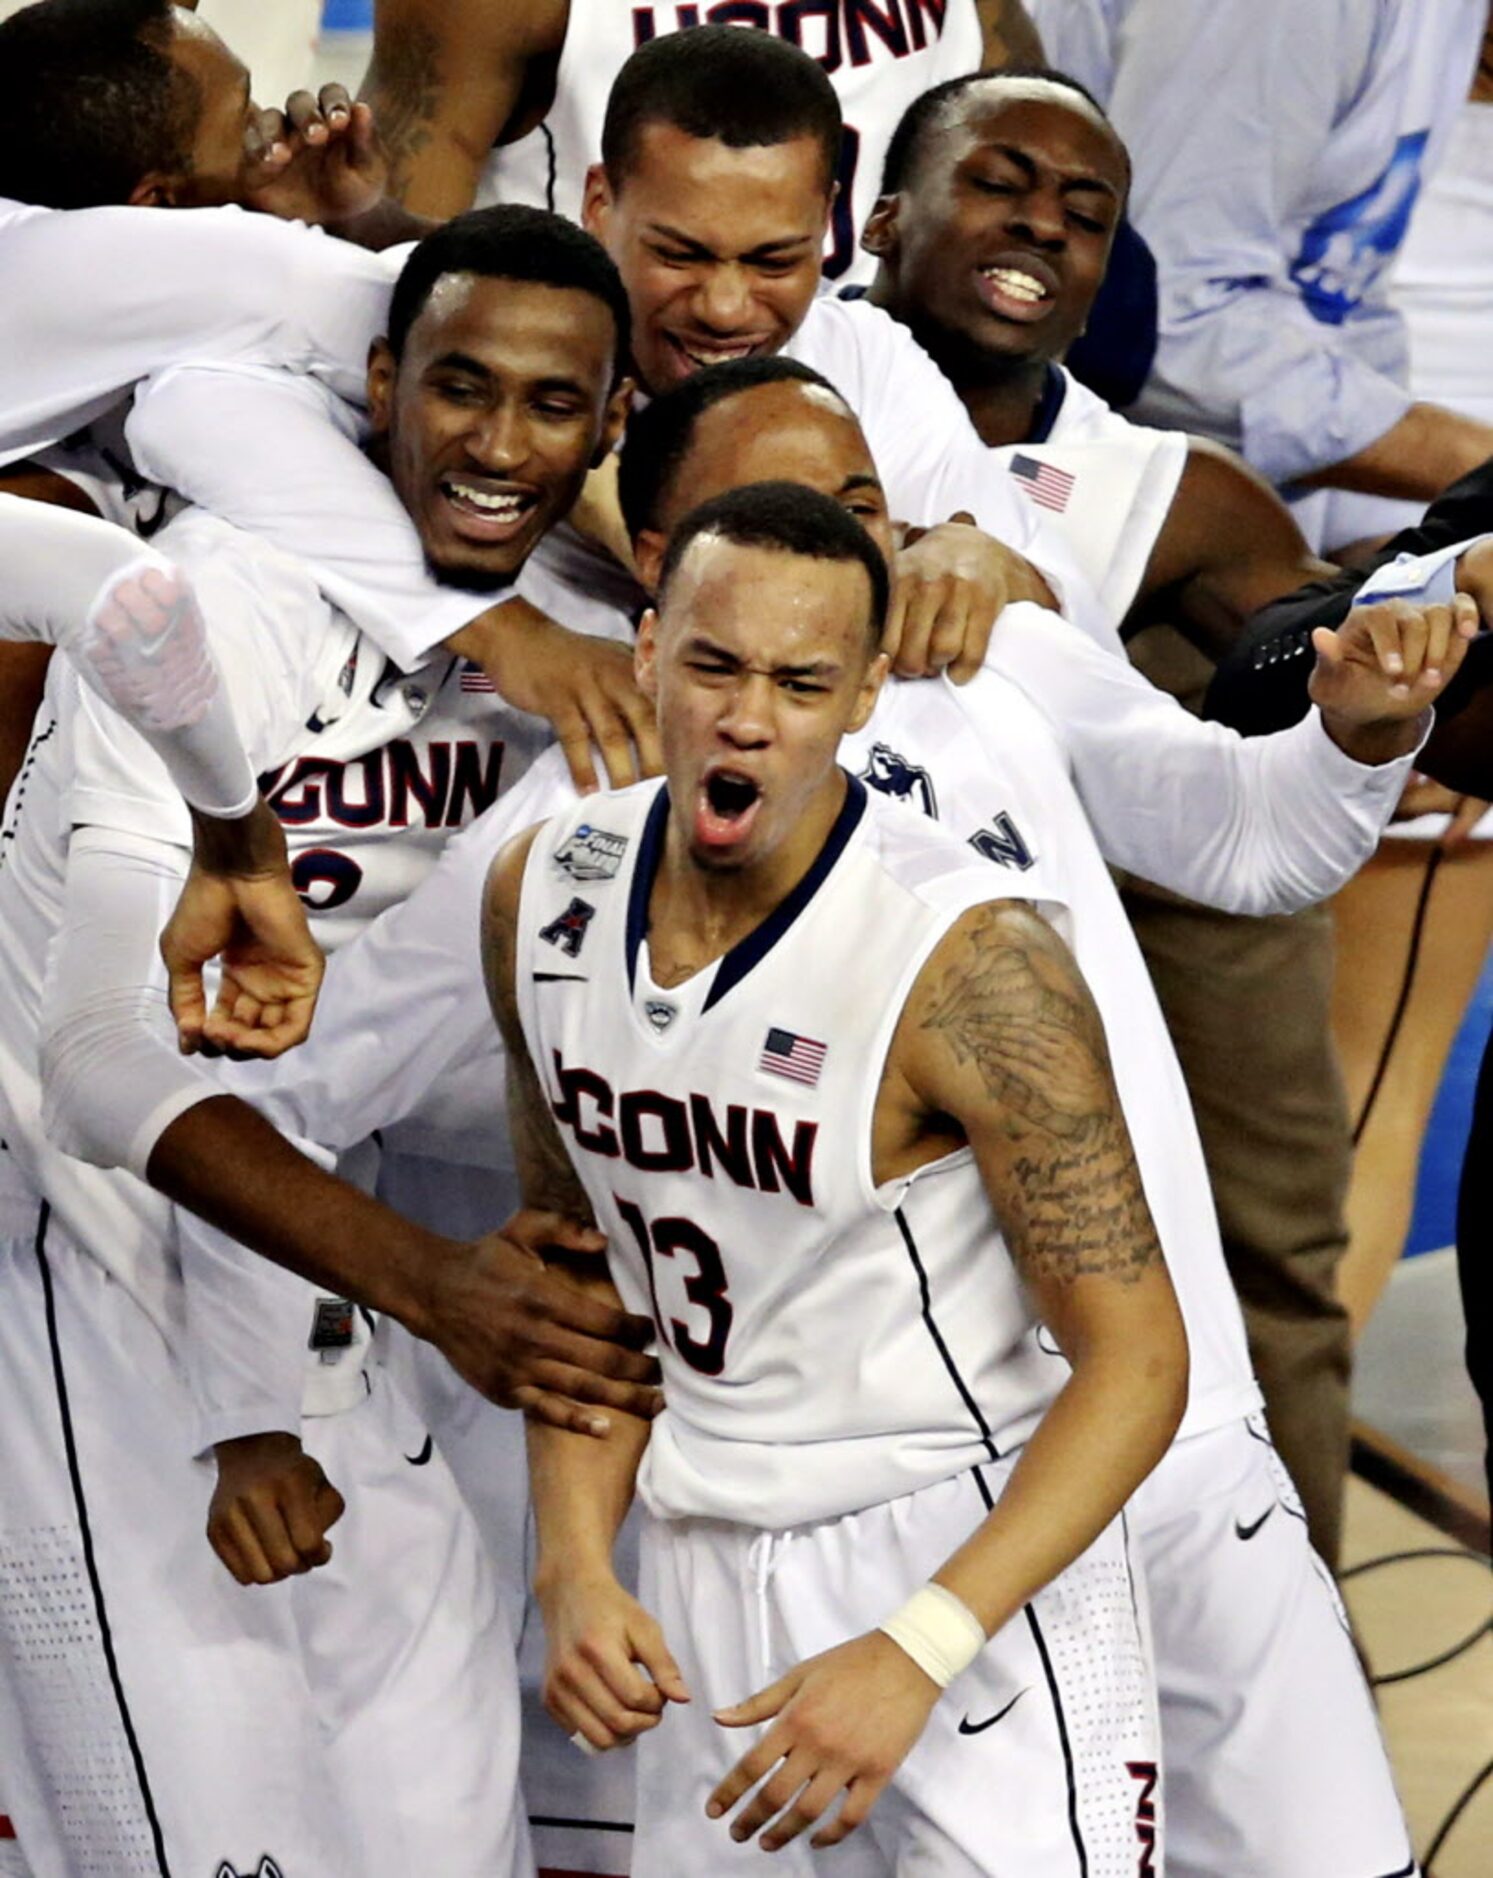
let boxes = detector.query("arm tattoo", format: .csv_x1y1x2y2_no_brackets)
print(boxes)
921,905,1161,1286
974,0,1047,68
365,17,441,196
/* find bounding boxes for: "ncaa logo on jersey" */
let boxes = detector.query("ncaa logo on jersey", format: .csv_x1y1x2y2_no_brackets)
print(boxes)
645,999,677,1032
860,743,937,817
554,823,628,882
968,811,1036,872
540,896,598,958
216,1859,285,1878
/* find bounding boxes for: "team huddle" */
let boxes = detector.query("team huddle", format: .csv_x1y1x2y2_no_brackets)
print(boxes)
0,3,1485,1876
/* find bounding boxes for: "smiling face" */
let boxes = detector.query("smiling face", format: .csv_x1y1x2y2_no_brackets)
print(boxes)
366,273,629,589
634,380,893,587
867,83,1127,372
637,535,885,873
583,123,830,394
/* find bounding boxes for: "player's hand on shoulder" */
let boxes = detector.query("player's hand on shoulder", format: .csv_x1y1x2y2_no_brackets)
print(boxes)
163,799,325,1059
889,513,1055,686
1311,591,1478,725
709,1632,941,1853
424,1215,662,1434
446,597,662,794
207,1431,345,1587
536,1567,689,1752
244,84,389,227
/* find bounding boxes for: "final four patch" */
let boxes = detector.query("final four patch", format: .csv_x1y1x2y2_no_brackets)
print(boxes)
540,897,598,958
554,824,628,882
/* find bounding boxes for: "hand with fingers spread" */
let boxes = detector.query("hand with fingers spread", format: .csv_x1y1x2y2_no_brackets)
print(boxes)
1310,590,1480,762
887,513,1055,685
536,1567,690,1752
162,798,325,1059
207,1431,346,1586
423,1212,663,1433
244,84,389,227
449,597,662,794
708,1632,941,1853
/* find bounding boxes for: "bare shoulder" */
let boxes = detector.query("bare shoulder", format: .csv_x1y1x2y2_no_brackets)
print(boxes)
898,898,1114,1135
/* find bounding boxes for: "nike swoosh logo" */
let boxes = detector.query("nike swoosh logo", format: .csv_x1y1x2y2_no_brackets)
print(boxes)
1235,1504,1276,1541
957,1688,1027,1736
404,1435,434,1467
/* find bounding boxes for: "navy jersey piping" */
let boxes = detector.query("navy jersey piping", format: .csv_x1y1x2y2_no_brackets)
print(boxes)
624,774,869,1012
893,1204,1001,1464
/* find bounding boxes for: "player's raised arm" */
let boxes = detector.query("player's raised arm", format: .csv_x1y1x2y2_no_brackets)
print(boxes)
361,0,567,215
709,898,1186,1855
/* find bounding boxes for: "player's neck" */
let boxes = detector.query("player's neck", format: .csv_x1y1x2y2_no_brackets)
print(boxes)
647,769,849,985
957,361,1052,448
864,281,1048,446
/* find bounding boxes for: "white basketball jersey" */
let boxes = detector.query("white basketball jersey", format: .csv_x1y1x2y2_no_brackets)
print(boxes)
0,509,548,1334
988,361,1187,623
517,776,1065,1528
479,2,984,286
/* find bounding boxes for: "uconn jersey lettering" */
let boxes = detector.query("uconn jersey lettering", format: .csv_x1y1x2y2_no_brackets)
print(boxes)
480,0,982,284
258,656,550,945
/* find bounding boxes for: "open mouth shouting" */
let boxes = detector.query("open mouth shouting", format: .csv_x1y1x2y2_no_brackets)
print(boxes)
973,252,1061,324
437,474,542,545
694,765,764,855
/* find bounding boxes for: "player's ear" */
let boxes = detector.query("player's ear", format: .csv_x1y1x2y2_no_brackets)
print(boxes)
129,170,180,208
581,163,613,238
860,193,901,261
595,377,634,465
633,529,666,597
365,338,396,436
847,646,891,734
635,608,660,701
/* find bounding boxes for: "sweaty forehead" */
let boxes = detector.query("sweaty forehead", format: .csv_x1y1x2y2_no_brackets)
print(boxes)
691,383,865,472
408,272,614,372
933,82,1126,181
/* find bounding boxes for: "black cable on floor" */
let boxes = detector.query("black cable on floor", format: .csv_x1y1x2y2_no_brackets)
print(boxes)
1353,845,1444,1146
1424,1753,1492,1873
1339,1546,1492,1682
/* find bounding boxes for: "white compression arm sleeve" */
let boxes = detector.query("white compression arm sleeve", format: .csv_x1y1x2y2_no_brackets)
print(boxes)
39,824,222,1177
0,494,257,816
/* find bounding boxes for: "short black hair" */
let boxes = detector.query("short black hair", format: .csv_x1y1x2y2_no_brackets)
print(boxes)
602,26,841,196
879,65,1121,196
618,356,844,543
0,0,199,208
386,205,631,375
658,480,888,652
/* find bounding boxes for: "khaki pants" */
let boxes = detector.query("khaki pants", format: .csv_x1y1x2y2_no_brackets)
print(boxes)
1120,883,1352,1566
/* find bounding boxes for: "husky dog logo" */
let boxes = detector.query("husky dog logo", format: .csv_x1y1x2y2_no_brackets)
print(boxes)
554,823,628,882
859,744,937,817
216,1860,285,1878
540,896,598,958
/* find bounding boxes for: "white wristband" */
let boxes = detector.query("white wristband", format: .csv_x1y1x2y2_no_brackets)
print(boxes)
878,1582,987,1689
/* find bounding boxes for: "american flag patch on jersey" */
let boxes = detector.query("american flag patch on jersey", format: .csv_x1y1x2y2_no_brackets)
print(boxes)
759,1027,827,1088
459,661,497,692
1009,453,1075,513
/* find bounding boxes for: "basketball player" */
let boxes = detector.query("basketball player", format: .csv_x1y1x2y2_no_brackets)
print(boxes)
363,0,1042,284
209,361,1441,1875
0,211,660,1875
0,0,656,798
487,479,1188,1871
